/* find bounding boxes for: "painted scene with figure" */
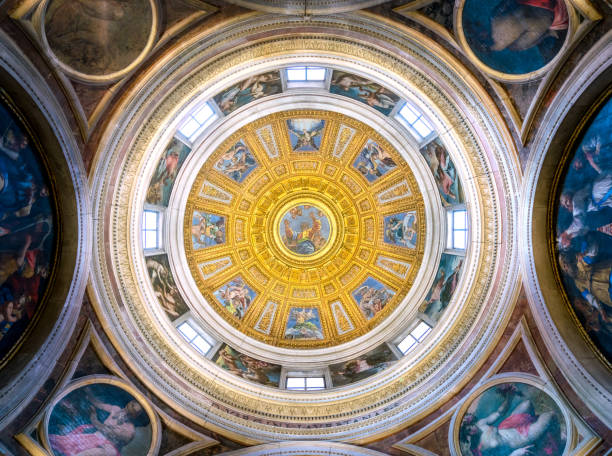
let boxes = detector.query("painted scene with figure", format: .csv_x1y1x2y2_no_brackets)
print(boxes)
191,211,225,250
556,97,612,362
353,139,397,183
329,344,398,387
280,205,330,255
352,277,395,320
384,211,417,248
461,0,569,75
146,138,191,207
46,381,153,456
458,382,566,456
420,137,464,206
214,344,281,387
0,98,55,363
286,119,325,152
284,307,324,340
330,71,400,115
213,276,256,320
146,254,188,321
44,0,153,76
213,71,282,115
421,254,464,322
213,140,258,183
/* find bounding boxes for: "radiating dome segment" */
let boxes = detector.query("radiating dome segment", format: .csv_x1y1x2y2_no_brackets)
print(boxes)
182,110,426,348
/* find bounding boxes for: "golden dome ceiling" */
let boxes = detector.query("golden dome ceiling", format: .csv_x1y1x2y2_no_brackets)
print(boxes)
183,110,425,348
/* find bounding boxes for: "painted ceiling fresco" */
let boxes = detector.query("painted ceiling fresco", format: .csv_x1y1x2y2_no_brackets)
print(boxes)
183,110,426,349
0,94,55,366
556,96,612,363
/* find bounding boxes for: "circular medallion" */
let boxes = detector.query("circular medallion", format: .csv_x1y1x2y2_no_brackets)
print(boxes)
276,202,333,258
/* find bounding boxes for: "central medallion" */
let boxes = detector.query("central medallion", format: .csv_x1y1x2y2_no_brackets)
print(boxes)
182,110,426,348
279,203,331,256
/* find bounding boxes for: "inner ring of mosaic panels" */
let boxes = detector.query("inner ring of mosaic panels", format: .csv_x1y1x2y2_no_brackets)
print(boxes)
183,110,426,348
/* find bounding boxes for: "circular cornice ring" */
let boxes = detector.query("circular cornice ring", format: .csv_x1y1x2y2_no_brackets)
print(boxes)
89,13,520,443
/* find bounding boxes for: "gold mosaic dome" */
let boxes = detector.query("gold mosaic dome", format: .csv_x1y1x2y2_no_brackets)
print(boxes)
183,110,425,348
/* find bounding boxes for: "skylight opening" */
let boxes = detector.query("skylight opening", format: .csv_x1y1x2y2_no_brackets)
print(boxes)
177,321,213,355
397,101,434,139
397,321,432,355
286,376,326,391
177,102,217,141
446,208,468,250
142,210,160,250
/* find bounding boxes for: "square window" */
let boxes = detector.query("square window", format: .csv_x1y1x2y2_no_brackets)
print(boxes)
192,335,212,354
193,103,214,124
411,321,431,341
306,377,325,389
398,335,417,354
178,322,197,341
179,118,200,138
286,377,306,390
412,119,433,137
287,67,307,81
399,104,419,124
306,67,326,81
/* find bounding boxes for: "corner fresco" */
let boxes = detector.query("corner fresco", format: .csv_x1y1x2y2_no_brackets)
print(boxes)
286,119,326,152
461,0,569,76
213,71,282,115
352,277,395,320
330,71,400,115
420,137,464,206
46,381,153,456
458,382,566,456
284,307,324,340
383,211,417,248
214,344,281,387
213,276,256,320
191,211,225,250
421,254,463,322
44,0,153,76
329,344,397,387
352,140,397,183
0,98,55,363
213,140,258,184
556,97,612,362
146,138,191,207
146,254,188,321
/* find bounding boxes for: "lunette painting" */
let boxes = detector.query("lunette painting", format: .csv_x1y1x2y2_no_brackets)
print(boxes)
0,97,55,364
47,382,153,456
420,137,464,206
146,254,188,321
421,253,463,322
458,382,566,456
146,138,191,207
213,71,282,115
556,97,612,362
461,0,569,75
329,344,397,387
44,0,153,76
214,344,281,387
330,71,400,115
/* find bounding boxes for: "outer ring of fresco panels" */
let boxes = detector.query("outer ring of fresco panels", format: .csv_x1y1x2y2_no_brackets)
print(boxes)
89,14,520,443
